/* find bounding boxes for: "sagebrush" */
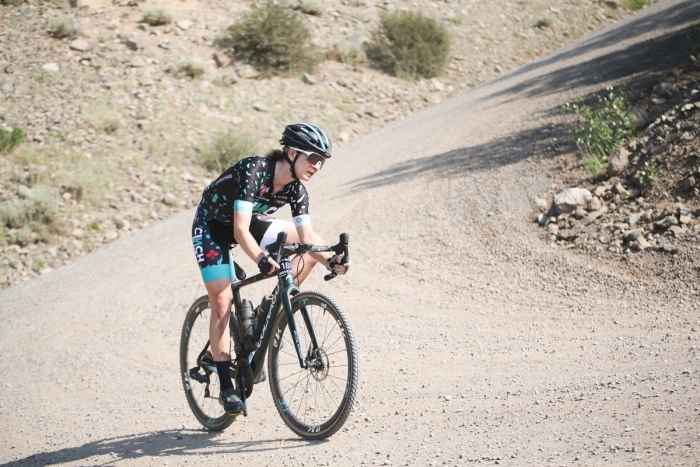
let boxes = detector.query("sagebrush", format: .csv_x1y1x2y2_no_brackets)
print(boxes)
50,16,76,39
142,7,173,26
177,58,205,79
366,11,451,79
0,186,61,245
201,131,258,173
216,3,319,76
563,86,636,177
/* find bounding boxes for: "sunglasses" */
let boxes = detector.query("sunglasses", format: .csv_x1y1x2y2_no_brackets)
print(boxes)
291,147,326,169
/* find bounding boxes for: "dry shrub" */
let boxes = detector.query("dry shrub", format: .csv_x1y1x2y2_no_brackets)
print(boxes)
0,127,25,154
328,39,367,66
0,186,61,245
177,58,205,79
216,3,320,76
201,131,258,173
50,16,76,39
142,7,173,26
366,11,451,79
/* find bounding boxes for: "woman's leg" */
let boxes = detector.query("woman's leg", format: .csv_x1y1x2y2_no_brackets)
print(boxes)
205,278,232,362
257,219,324,285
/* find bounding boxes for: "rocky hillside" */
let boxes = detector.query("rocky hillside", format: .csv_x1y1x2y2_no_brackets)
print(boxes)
0,0,637,288
535,66,700,284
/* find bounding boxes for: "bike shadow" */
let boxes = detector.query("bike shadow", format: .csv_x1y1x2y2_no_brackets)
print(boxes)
0,429,321,466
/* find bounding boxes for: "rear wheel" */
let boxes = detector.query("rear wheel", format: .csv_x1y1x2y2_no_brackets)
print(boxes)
180,295,235,431
268,291,359,440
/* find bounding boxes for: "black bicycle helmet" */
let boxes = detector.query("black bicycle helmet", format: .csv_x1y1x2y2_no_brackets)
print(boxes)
280,123,332,159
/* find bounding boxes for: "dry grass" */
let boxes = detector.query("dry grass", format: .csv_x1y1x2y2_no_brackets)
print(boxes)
201,131,258,173
50,16,76,39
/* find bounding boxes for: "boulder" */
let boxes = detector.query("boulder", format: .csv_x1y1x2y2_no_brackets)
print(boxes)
587,196,603,211
652,82,679,99
654,215,678,230
553,187,592,215
70,39,91,52
607,147,629,177
213,51,231,68
627,106,649,130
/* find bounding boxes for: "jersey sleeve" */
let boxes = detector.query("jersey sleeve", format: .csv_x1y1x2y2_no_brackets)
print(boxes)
233,157,267,213
291,182,311,226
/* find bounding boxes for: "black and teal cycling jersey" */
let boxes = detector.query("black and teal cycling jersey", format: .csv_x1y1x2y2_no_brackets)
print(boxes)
192,156,311,283
198,156,311,227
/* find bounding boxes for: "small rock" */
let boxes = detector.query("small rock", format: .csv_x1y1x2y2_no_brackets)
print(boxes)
126,39,144,51
69,39,91,52
546,223,559,235
162,193,177,206
253,103,268,112
430,78,445,91
607,147,629,177
593,185,609,197
237,65,259,79
654,215,678,230
139,76,155,86
573,206,588,219
553,188,592,214
626,211,645,225
682,176,696,192
302,73,317,85
534,198,548,212
17,185,32,198
113,215,130,230
104,230,118,242
130,56,147,68
136,120,150,131
42,63,60,73
669,225,685,237
624,230,641,242
633,236,651,251
652,82,679,99
213,51,231,68
71,228,85,238
581,209,605,226
339,131,350,143
587,196,603,211
176,20,193,31
627,106,649,130
611,181,629,197
137,22,149,31
159,42,171,50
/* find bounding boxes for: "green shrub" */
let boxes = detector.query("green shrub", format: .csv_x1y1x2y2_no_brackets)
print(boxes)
582,154,605,178
0,186,61,245
50,16,76,39
216,3,320,76
0,127,25,154
177,58,205,79
535,14,553,28
201,131,258,173
366,10,451,79
328,40,367,66
141,7,173,26
563,86,636,176
623,0,652,10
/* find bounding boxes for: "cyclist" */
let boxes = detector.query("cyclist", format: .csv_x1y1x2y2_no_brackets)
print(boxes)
191,123,350,415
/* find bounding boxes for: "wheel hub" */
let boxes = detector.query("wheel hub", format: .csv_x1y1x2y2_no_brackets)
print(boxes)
308,348,329,382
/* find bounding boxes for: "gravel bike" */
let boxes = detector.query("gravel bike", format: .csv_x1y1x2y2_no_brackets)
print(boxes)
180,232,359,440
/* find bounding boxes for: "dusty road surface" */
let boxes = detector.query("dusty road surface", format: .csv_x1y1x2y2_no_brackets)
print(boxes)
2,1,700,465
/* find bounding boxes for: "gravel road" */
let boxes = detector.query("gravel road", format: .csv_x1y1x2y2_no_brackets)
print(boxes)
1,1,699,465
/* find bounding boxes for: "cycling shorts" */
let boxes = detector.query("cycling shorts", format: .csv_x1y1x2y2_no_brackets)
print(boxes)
191,210,287,283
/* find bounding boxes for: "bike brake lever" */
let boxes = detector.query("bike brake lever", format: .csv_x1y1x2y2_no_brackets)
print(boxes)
324,272,337,281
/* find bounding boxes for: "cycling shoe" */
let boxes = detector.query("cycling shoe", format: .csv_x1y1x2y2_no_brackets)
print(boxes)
219,387,245,415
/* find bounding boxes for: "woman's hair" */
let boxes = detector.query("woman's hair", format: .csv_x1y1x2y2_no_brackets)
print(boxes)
265,148,288,161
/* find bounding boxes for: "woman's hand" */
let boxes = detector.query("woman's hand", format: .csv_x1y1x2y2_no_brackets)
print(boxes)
326,255,350,275
258,255,281,275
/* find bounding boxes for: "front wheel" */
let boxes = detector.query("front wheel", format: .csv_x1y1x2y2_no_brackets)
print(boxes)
268,291,360,440
180,295,235,431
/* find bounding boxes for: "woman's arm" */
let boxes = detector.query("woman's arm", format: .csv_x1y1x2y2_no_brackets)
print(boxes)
296,223,350,274
234,210,279,273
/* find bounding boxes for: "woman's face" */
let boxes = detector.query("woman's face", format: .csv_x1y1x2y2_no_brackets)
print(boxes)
291,149,321,181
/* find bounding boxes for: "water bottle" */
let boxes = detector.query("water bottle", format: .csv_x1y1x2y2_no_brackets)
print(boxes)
240,299,259,351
